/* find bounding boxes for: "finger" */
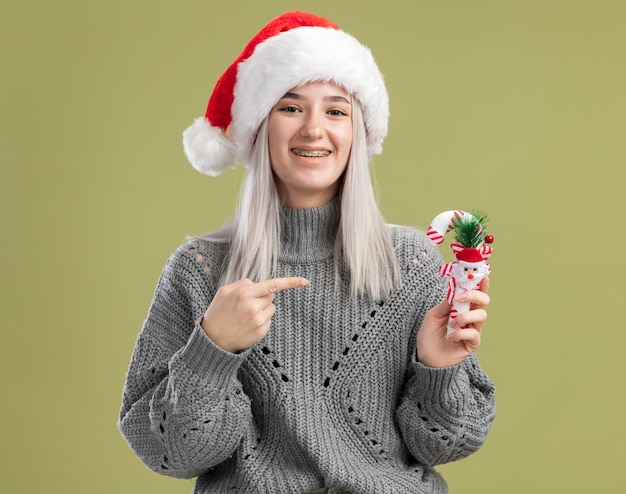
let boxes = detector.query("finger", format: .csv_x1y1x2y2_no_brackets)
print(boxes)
447,327,481,346
421,300,452,333
217,278,255,297
249,303,280,345
253,277,309,297
249,302,277,330
453,308,488,330
457,289,490,308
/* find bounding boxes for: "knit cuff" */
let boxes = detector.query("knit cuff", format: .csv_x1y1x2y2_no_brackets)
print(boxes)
412,357,470,405
178,324,250,389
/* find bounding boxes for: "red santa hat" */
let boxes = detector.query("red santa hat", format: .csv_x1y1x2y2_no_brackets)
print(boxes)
455,247,485,264
182,11,389,176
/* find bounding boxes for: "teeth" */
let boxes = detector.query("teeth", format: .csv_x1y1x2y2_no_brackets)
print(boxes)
292,149,330,157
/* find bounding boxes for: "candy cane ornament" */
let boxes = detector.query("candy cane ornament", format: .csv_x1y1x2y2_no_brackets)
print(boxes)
426,210,494,336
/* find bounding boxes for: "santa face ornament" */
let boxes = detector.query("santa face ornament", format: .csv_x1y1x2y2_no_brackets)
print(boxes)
451,259,490,290
426,210,494,335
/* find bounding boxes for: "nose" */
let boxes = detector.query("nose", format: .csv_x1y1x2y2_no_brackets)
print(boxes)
467,273,474,279
300,113,323,139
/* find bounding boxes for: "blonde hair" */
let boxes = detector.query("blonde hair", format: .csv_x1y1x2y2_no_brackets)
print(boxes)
203,99,400,300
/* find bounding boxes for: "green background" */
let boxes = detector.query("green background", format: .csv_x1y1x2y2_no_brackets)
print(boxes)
2,0,624,492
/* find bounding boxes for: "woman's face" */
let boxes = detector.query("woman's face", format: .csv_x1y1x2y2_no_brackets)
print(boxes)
268,81,352,208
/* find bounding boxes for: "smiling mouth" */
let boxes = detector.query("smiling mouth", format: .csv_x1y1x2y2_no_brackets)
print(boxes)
291,149,331,158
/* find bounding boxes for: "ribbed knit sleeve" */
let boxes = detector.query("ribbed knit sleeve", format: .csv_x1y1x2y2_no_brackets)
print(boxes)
396,354,496,466
118,242,254,478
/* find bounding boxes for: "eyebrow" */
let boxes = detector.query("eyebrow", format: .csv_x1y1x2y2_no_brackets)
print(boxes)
280,91,351,105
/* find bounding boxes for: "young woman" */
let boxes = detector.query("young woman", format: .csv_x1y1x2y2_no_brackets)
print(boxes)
119,11,496,494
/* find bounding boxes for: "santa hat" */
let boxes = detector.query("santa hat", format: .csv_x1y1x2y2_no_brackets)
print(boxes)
455,247,485,264
182,11,389,176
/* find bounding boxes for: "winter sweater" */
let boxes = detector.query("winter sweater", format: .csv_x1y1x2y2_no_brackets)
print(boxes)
118,199,496,493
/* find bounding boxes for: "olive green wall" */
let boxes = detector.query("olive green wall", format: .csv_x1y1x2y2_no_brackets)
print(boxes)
2,1,624,492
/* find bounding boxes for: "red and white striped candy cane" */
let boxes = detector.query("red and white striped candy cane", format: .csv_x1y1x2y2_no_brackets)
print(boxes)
426,210,471,246
426,210,491,335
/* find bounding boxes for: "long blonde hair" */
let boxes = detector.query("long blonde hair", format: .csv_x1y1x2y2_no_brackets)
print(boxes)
203,99,400,300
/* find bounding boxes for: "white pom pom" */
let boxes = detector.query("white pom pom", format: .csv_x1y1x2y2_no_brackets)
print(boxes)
182,117,236,176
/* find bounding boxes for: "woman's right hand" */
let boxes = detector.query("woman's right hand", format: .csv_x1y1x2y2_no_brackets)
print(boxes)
201,277,309,353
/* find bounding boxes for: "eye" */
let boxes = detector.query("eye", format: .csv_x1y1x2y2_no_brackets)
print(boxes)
327,108,349,117
464,267,469,272
278,105,300,113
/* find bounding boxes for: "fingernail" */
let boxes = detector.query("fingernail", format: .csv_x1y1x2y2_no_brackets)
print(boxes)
457,292,468,302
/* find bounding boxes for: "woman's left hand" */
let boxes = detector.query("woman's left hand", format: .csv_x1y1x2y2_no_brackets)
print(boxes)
416,278,490,368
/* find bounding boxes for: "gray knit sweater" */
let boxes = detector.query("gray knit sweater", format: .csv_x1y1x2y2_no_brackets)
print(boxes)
118,200,496,493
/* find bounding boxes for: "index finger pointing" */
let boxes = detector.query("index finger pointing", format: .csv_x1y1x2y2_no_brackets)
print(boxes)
255,277,309,296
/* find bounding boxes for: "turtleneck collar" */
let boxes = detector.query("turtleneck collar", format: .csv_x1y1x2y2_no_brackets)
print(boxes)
278,197,340,263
